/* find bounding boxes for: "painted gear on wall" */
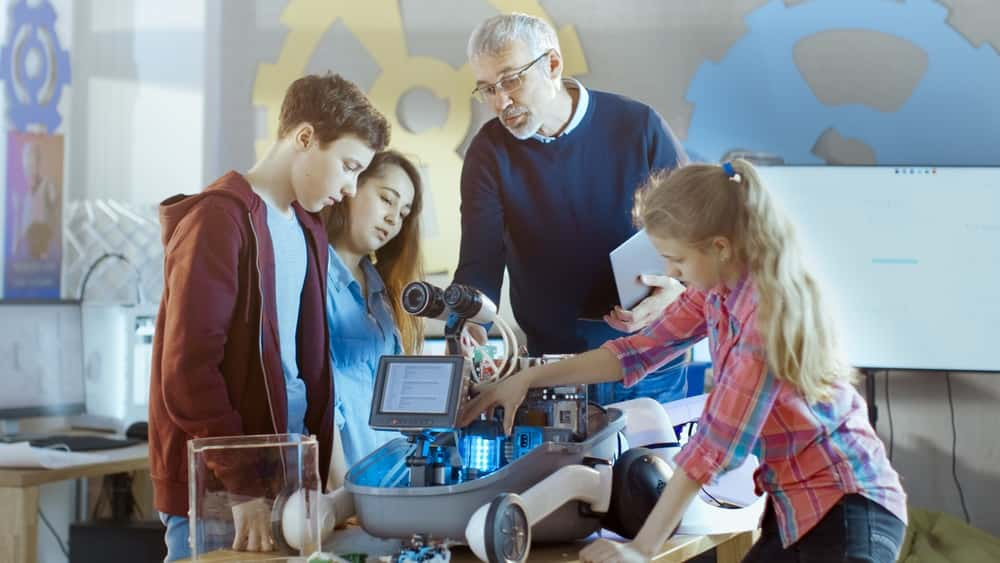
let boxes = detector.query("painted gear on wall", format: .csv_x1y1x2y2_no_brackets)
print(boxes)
684,0,1000,166
0,0,72,132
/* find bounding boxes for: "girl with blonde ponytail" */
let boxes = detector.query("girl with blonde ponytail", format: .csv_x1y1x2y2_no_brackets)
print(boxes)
460,160,907,563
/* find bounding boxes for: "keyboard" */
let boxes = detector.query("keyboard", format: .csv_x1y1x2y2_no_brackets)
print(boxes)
5,434,141,452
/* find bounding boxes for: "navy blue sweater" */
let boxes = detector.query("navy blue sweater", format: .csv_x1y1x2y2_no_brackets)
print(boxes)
454,89,687,354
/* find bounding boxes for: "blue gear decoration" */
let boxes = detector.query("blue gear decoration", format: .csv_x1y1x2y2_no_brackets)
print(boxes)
684,0,1000,166
0,0,72,132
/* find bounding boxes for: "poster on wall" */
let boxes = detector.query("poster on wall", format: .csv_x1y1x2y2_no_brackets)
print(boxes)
0,0,73,300
3,131,63,299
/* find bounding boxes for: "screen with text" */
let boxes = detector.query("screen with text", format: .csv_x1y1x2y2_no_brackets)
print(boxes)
380,362,454,414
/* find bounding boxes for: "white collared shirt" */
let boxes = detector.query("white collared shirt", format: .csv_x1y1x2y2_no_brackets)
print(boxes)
532,78,590,143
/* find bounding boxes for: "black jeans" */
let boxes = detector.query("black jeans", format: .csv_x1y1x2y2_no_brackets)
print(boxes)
742,494,906,563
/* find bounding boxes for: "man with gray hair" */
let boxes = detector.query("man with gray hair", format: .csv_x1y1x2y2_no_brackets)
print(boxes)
453,13,690,404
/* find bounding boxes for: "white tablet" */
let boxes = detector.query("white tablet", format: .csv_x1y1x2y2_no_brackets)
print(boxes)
609,229,666,310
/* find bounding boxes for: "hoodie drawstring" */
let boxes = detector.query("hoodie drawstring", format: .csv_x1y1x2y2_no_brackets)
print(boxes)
244,212,253,324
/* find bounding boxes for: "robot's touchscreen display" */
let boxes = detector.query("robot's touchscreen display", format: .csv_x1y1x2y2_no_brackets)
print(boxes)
380,362,454,414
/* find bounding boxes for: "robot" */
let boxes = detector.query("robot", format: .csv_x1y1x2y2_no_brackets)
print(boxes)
277,282,764,562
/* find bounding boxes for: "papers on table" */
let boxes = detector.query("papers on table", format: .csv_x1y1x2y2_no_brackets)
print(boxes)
0,441,109,469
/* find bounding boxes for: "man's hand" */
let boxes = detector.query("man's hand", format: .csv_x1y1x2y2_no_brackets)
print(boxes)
580,538,651,563
604,274,685,333
461,322,489,356
231,497,274,552
457,368,533,435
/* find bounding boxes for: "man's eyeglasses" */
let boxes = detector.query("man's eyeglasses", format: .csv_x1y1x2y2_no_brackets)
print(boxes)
471,50,551,103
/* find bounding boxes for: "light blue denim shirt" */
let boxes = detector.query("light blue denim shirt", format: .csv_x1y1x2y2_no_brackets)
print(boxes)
326,247,402,467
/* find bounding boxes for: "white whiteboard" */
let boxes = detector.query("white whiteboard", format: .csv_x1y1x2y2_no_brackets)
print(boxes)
758,166,998,372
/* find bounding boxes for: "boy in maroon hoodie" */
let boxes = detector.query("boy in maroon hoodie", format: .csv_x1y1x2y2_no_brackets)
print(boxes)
149,73,389,561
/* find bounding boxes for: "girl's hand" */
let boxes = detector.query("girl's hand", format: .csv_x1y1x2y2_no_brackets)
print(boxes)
579,538,651,563
457,367,534,434
604,274,685,333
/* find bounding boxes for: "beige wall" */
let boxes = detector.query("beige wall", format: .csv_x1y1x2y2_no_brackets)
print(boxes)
866,370,1000,535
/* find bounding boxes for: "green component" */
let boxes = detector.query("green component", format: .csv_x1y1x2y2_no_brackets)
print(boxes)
473,344,497,363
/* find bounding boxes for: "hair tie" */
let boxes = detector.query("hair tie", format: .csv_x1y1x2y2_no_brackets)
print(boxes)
722,161,742,184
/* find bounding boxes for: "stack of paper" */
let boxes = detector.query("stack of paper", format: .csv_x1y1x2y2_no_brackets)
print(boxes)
0,441,108,469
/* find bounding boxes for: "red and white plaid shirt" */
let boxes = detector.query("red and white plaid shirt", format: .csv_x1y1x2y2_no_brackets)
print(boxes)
604,275,907,546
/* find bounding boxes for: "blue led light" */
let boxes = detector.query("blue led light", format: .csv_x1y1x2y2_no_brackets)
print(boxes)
462,435,500,474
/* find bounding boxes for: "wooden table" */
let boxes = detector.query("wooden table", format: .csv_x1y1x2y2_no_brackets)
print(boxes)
0,442,149,563
185,526,757,562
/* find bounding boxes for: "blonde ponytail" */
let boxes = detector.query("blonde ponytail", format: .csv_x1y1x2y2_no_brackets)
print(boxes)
732,160,852,402
636,160,854,403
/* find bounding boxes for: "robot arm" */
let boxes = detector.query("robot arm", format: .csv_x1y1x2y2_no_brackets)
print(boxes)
465,462,614,562
463,443,686,563
443,283,498,325
401,281,520,381
401,281,450,321
443,283,520,382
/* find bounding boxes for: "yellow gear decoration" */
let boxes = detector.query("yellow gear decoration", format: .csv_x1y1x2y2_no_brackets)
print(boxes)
252,0,588,275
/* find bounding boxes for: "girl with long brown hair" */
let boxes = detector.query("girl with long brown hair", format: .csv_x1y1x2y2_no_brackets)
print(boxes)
321,150,424,482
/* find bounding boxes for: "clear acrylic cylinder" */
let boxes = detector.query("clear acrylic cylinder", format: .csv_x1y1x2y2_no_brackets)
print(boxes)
188,433,321,561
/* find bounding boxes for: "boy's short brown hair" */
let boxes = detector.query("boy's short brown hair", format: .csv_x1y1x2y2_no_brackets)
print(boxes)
277,72,390,151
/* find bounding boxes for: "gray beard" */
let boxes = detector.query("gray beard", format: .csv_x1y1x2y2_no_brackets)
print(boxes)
504,116,541,140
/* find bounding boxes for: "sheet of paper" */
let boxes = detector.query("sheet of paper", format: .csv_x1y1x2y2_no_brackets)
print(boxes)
662,393,708,426
0,441,108,469
677,493,767,535
591,492,766,538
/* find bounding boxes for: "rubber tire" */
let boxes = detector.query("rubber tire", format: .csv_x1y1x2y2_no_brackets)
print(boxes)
484,493,531,563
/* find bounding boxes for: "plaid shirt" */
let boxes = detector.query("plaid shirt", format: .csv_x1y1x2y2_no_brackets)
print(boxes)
603,275,907,547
